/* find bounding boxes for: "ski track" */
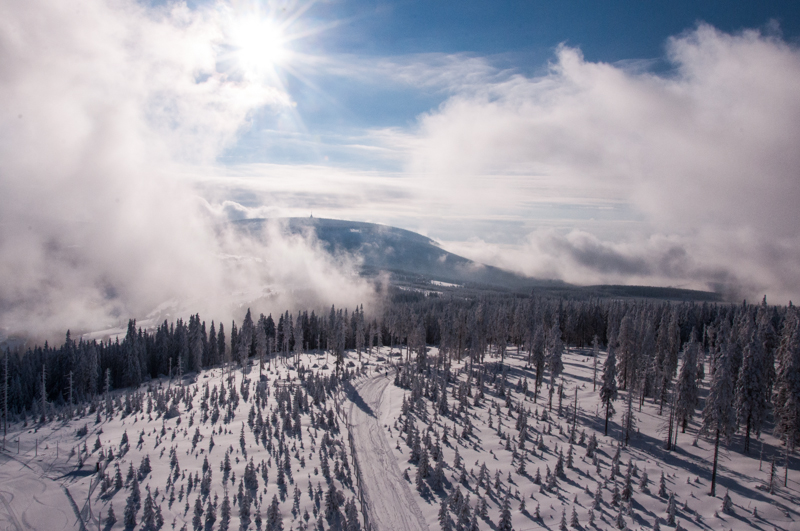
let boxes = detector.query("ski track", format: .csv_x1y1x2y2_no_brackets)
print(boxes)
0,452,76,531
348,373,430,531
0,489,24,531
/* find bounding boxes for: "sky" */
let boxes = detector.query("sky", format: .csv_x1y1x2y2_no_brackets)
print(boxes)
2,0,800,337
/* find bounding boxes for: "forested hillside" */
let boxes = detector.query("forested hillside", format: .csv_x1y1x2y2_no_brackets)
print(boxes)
3,295,798,455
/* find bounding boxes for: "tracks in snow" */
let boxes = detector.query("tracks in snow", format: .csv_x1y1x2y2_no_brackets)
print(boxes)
346,374,429,531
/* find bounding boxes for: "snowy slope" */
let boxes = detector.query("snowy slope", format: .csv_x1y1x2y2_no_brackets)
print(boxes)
346,373,429,531
0,351,383,531
369,347,800,531
1,345,798,531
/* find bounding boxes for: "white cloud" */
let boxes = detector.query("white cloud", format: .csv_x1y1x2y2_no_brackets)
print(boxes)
396,25,800,302
0,0,375,339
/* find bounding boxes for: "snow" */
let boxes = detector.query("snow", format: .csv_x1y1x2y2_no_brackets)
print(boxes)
0,452,77,531
430,281,460,288
1,345,799,531
0,351,379,531
360,347,800,531
346,373,429,531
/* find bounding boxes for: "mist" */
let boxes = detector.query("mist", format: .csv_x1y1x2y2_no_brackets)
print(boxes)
0,0,376,341
399,25,800,302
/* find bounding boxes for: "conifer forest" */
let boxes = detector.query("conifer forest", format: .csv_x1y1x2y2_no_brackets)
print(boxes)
1,293,799,530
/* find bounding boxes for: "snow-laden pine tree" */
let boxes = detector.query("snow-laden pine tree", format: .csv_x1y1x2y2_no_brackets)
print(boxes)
666,491,677,525
592,335,600,391
219,491,231,531
204,498,216,530
546,318,564,411
208,321,219,367
124,489,138,528
621,384,636,446
736,328,768,453
438,496,451,531
773,308,800,467
266,494,282,531
701,339,736,497
123,320,143,388
106,503,116,527
616,313,637,391
238,309,254,369
600,346,618,435
675,336,701,443
657,310,681,414
530,325,546,401
256,314,269,375
192,496,203,531
498,493,513,531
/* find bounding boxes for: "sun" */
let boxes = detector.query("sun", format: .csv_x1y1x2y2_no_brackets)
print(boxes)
229,15,287,77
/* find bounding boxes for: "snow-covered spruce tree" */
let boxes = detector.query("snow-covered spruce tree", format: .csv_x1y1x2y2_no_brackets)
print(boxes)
570,505,579,528
616,313,637,391
106,503,117,527
498,493,513,531
142,491,157,531
124,489,138,529
657,310,681,414
192,496,203,531
219,491,231,531
266,494,282,531
700,339,736,497
721,490,734,514
666,491,677,525
130,475,141,510
675,336,700,444
592,335,600,392
621,385,636,447
736,328,768,454
593,482,602,509
438,496,451,531
585,433,597,457
621,466,633,501
614,505,625,530
774,307,800,485
546,318,564,411
239,490,252,531
530,325,546,401
638,468,650,493
204,499,216,530
600,346,618,435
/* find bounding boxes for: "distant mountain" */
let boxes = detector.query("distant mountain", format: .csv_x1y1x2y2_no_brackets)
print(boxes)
236,217,557,291
235,217,722,301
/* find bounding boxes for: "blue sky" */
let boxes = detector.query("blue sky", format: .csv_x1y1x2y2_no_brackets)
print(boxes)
3,0,800,335
221,0,800,166
193,0,800,299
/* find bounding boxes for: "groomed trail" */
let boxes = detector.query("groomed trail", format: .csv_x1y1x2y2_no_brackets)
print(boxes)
347,373,430,531
0,452,76,531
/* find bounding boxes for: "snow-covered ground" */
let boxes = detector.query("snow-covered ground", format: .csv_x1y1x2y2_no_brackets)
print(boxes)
1,345,798,531
0,350,386,531
369,347,800,531
346,372,429,531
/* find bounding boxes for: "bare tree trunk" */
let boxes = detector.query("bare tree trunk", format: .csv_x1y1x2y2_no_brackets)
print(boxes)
786,438,791,488
710,428,720,497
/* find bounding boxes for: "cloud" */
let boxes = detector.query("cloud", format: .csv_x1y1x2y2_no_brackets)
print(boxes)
0,0,376,340
399,24,800,302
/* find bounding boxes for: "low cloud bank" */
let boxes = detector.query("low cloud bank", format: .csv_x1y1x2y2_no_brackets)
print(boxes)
0,0,375,340
405,25,800,302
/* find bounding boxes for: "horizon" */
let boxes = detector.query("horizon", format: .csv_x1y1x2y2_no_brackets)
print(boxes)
2,0,800,336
